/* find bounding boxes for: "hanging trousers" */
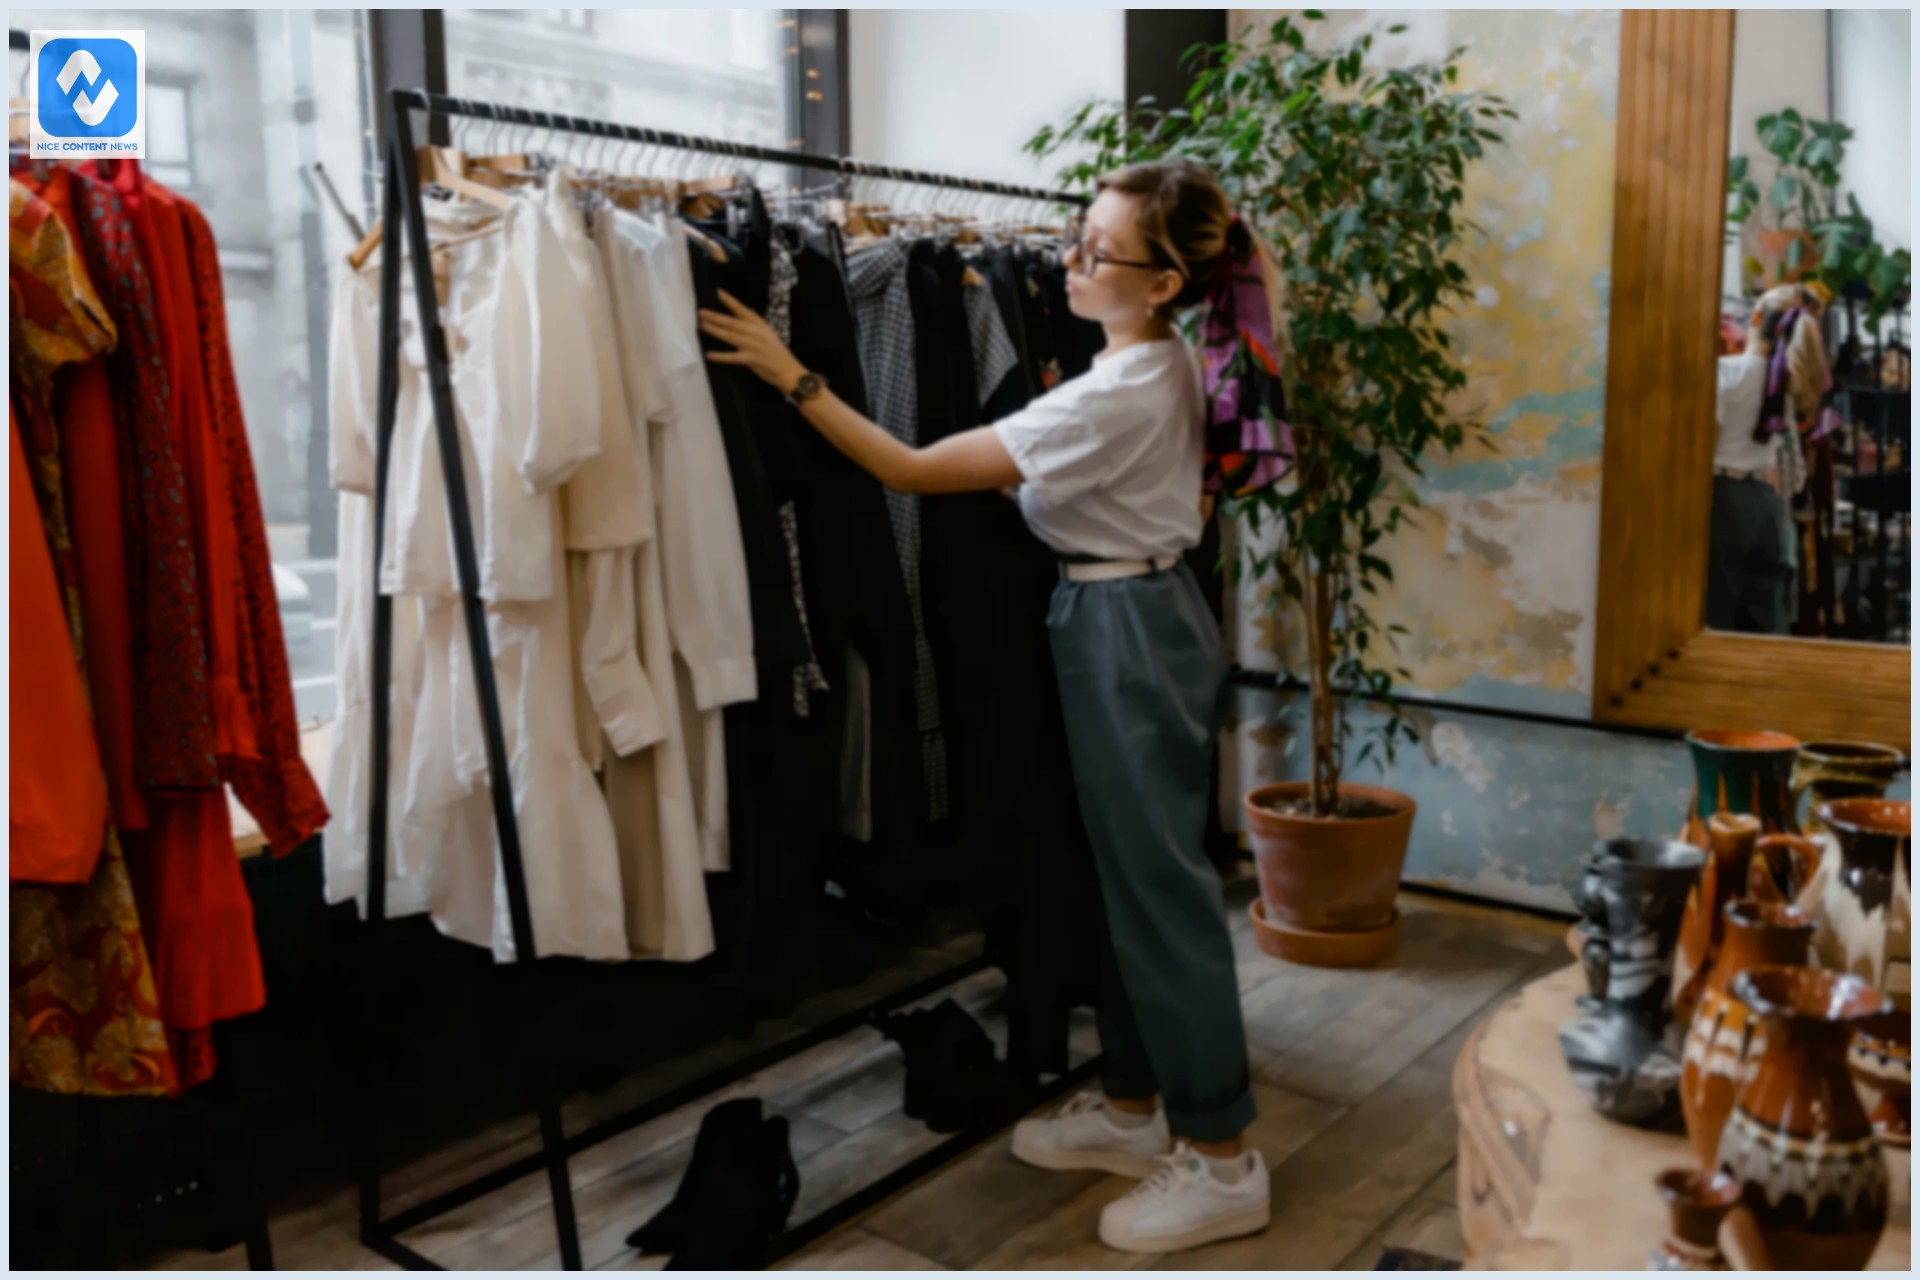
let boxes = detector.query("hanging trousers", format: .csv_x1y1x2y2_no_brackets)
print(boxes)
1046,560,1258,1142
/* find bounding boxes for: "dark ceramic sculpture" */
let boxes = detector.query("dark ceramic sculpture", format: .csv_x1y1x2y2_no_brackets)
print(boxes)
1650,1168,1739,1271
1558,837,1705,1128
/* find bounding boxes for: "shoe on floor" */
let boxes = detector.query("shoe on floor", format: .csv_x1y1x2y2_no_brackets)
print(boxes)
1010,1090,1170,1179
1098,1142,1271,1254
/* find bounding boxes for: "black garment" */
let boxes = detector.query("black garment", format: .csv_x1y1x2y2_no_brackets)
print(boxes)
786,236,927,853
1706,473,1791,634
905,242,1106,1079
686,234,810,674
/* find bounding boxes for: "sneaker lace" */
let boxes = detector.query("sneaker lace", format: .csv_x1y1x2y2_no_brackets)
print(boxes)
1127,1144,1200,1198
1054,1091,1106,1120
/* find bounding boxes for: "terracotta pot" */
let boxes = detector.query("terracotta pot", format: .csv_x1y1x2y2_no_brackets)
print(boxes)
1750,228,1818,289
1247,897,1402,968
1244,782,1416,939
1676,814,1762,1025
1651,1168,1739,1271
1793,741,1908,833
1809,799,1912,1013
1719,965,1891,1271
1558,838,1704,1128
1680,898,1817,1168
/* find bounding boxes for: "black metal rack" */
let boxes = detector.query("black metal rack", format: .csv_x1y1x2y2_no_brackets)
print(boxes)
358,87,1095,1271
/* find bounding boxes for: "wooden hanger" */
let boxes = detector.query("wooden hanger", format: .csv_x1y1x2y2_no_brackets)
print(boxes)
344,146,512,271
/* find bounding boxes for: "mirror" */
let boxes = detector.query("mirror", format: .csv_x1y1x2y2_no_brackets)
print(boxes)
1711,10,1911,644
1592,10,1906,749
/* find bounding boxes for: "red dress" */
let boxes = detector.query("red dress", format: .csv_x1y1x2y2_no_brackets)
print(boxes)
31,167,146,834
9,180,179,1097
57,167,218,792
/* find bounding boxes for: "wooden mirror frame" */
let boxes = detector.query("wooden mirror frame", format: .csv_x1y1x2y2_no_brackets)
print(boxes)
1593,9,1910,748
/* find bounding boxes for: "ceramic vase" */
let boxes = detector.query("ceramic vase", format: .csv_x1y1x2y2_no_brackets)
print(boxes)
1718,965,1890,1271
1679,898,1817,1168
1748,833,1823,905
1675,814,1761,1025
1682,729,1802,847
1558,838,1705,1128
1792,741,1908,833
1850,1009,1912,1223
1650,1168,1739,1271
1809,799,1911,1013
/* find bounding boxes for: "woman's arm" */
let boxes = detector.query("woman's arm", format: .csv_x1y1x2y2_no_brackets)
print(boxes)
699,291,1023,497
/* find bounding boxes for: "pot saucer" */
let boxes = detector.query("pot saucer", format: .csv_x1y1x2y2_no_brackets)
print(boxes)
1249,897,1402,967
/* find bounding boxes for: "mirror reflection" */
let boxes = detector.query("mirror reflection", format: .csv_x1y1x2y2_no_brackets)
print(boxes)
1712,10,1910,644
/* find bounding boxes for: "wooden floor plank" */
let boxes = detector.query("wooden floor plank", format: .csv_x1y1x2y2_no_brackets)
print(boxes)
777,1226,950,1271
1253,914,1541,1106
861,1131,1110,1268
1335,1194,1466,1270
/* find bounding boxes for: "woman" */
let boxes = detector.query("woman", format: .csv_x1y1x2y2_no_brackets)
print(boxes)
699,159,1271,1254
1707,282,1827,635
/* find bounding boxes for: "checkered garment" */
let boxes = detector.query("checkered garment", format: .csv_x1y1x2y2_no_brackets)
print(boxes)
845,238,948,821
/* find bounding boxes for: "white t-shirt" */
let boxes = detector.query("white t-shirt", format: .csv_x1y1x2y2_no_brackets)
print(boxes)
1714,353,1775,474
993,338,1205,560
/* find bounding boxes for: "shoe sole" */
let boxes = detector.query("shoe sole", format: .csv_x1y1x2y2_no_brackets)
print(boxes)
1099,1203,1272,1254
1010,1131,1163,1180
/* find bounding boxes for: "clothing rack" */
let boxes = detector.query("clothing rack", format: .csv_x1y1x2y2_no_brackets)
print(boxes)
358,87,1096,1271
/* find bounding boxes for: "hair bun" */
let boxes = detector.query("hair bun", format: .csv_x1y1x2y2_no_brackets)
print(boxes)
1224,215,1253,255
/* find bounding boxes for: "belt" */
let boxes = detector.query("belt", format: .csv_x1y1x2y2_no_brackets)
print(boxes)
1714,466,1770,483
1060,553,1181,583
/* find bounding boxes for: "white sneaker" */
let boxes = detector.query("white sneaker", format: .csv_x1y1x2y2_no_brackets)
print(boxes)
1010,1091,1171,1178
1098,1142,1272,1254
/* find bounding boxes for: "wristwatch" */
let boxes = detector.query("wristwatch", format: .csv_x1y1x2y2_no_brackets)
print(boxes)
786,371,827,408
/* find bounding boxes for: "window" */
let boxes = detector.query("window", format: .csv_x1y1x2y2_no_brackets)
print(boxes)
442,9,789,149
11,9,373,726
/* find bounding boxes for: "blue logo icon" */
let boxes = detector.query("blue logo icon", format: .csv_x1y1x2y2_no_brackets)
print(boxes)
37,37,139,139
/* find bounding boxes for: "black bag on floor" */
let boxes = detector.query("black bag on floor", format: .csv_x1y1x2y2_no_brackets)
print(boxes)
870,999,1021,1134
626,1097,799,1269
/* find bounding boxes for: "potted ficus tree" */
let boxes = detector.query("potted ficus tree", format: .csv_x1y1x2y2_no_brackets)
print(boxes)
1030,13,1507,965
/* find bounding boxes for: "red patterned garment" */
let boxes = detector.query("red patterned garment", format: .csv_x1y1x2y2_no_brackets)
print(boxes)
9,181,181,1097
176,193,330,854
60,168,219,792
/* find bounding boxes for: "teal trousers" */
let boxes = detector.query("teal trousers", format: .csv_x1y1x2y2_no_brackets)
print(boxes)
1047,561,1257,1143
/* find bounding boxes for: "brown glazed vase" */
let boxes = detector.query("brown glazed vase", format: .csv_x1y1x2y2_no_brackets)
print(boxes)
1244,782,1415,966
1651,1168,1739,1271
1849,1009,1912,1148
1748,833,1824,905
1682,729,1802,847
1792,741,1908,833
1718,965,1891,1271
1675,814,1762,1026
1810,799,1911,1013
1679,898,1817,1168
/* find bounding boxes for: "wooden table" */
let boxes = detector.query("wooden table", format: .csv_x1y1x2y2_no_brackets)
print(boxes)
1453,964,1911,1270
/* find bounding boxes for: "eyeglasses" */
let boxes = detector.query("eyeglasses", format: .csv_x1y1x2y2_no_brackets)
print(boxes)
1065,220,1163,278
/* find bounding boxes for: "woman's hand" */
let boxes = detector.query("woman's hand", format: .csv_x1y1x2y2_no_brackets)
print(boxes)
697,291,808,394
